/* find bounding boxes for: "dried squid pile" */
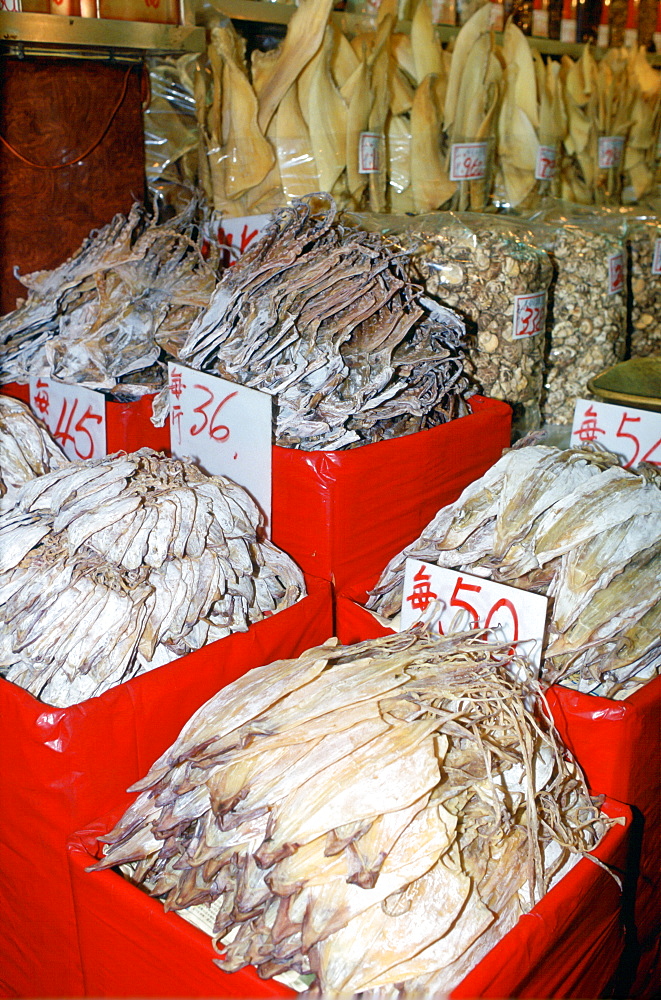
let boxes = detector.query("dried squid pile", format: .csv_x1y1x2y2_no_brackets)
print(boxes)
0,201,219,394
92,629,613,998
0,450,305,707
179,194,470,450
368,442,661,699
0,395,68,504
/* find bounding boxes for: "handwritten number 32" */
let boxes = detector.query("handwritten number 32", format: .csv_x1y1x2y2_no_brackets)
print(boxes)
190,386,239,441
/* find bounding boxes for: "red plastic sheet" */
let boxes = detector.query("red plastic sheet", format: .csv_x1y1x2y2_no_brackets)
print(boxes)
271,396,511,602
0,581,332,999
67,798,630,1000
0,382,169,455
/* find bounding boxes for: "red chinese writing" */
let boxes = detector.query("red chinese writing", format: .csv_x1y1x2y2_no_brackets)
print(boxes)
451,144,487,181
405,565,438,613
576,405,607,443
33,379,50,416
609,253,624,295
53,399,103,461
190,385,238,442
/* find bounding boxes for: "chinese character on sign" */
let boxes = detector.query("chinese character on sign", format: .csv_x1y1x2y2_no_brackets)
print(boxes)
171,403,183,446
405,565,438,613
576,405,606,443
608,252,624,295
170,368,185,401
359,133,381,174
33,379,50,416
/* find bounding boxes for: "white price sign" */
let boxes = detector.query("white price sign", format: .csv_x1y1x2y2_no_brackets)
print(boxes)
449,142,488,181
512,291,547,339
535,145,557,180
29,377,106,462
207,214,271,266
608,251,625,294
653,238,661,275
598,135,624,169
168,363,272,527
571,398,661,470
359,132,382,174
401,559,548,669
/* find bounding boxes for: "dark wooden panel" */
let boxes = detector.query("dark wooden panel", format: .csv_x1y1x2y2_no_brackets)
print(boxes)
0,57,146,315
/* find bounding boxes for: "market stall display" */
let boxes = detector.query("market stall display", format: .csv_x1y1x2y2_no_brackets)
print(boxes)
86,627,622,997
0,394,68,503
628,219,661,357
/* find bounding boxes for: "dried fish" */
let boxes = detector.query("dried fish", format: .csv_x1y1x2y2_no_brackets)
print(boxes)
368,441,661,697
0,395,68,504
0,449,305,707
93,628,614,997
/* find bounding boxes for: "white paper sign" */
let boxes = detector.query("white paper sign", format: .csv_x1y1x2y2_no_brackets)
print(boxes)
401,559,548,669
653,238,661,275
168,363,272,527
450,142,488,181
359,132,382,174
598,135,625,169
512,291,547,339
29,377,106,462
532,9,549,36
608,251,625,294
560,17,577,42
535,145,557,180
205,214,271,266
571,398,661,470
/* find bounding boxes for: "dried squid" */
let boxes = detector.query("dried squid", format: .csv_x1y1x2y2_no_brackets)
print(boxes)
0,395,68,504
91,628,616,998
367,441,661,698
178,193,471,450
0,449,305,707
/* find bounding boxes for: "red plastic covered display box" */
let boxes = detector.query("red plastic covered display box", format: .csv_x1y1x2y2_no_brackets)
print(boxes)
0,580,332,1000
270,395,511,601
67,798,631,999
0,381,170,455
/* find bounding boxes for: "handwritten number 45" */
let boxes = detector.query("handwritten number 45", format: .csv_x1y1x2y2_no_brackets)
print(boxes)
54,399,102,461
190,385,239,441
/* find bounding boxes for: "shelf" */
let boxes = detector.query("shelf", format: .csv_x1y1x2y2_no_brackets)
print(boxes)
0,10,205,56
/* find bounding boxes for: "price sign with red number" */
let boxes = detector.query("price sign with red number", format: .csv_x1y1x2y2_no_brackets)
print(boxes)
400,559,548,669
608,251,625,295
449,142,488,181
535,145,557,180
598,136,624,169
571,398,661,470
29,377,106,461
512,291,547,339
359,132,382,174
203,214,271,267
168,363,273,528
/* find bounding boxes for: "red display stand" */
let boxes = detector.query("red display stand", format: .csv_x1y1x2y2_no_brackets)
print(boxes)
271,396,512,601
67,799,630,999
0,581,332,999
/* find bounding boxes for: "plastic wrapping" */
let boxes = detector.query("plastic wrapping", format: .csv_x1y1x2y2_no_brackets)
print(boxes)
628,218,661,357
351,212,552,436
270,395,512,601
0,580,332,999
67,794,630,999
144,55,201,215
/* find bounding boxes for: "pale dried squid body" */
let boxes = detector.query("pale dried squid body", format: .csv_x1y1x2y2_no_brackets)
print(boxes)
0,449,305,707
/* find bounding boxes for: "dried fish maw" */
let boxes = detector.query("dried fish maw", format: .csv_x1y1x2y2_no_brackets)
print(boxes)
345,59,373,207
566,101,592,155
563,54,588,108
502,20,539,130
273,84,320,200
390,32,417,82
444,1,492,131
452,33,492,140
256,0,334,135
350,30,376,61
411,0,444,83
367,26,391,214
307,28,348,194
330,26,359,89
389,60,415,116
631,45,661,99
411,74,456,212
387,113,412,199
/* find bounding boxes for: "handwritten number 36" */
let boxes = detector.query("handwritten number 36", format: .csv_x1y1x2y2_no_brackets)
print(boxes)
190,386,239,441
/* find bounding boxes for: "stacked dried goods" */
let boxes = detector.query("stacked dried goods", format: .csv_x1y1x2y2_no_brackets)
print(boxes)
0,450,305,707
628,219,661,357
354,212,553,435
0,202,219,394
92,628,615,997
0,395,68,504
179,194,471,450
368,442,661,699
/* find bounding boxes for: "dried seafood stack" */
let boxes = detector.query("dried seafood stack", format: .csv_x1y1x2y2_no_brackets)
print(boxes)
91,628,615,997
368,441,661,699
0,450,305,707
354,212,552,436
179,194,471,450
621,46,661,204
628,219,661,357
0,395,68,505
0,201,219,393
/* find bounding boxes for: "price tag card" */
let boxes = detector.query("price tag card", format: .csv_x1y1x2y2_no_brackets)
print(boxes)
535,145,557,180
206,214,271,266
401,559,548,669
532,8,549,36
168,363,273,528
29,377,106,462
512,291,547,339
653,238,661,275
359,132,382,173
571,398,661,470
608,251,625,294
598,135,625,169
449,142,488,181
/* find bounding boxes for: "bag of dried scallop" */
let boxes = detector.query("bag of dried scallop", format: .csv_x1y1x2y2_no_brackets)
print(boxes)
90,627,620,998
0,449,306,707
628,217,661,358
350,211,553,438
